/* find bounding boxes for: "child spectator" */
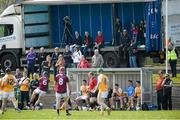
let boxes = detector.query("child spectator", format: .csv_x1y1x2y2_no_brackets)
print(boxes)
134,81,142,110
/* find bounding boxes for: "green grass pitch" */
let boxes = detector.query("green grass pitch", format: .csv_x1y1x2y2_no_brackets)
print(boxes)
1,109,180,120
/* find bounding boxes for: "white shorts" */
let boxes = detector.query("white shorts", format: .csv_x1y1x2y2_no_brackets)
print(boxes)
0,90,3,100
3,91,15,100
56,92,67,100
34,88,47,96
79,95,88,100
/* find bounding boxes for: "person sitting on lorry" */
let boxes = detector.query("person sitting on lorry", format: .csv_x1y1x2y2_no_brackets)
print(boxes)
26,47,36,78
83,31,93,57
74,31,83,47
94,31,104,50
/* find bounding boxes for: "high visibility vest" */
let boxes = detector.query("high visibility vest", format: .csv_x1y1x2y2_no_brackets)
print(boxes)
168,49,177,60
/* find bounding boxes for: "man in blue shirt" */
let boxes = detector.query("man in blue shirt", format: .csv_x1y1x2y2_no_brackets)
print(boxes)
125,80,135,110
26,47,36,78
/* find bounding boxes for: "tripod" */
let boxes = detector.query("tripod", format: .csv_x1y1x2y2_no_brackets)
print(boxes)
61,24,74,48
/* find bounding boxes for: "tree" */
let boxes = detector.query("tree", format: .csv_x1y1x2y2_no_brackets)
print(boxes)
0,0,16,13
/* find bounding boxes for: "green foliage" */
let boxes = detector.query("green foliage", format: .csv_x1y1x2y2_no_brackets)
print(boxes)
0,0,15,13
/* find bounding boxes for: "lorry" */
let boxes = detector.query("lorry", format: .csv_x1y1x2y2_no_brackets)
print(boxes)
0,0,172,70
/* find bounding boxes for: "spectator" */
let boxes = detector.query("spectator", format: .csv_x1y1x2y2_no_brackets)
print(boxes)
51,47,60,77
74,31,83,47
72,46,82,68
94,31,104,50
88,72,98,110
168,44,178,77
91,49,104,68
26,47,36,78
41,55,51,78
114,18,122,45
119,29,131,61
37,47,46,76
138,20,145,45
134,81,142,110
83,31,93,57
55,54,65,73
63,16,73,45
131,23,139,41
19,72,30,110
15,68,23,82
75,80,89,110
30,73,39,95
110,84,123,110
63,45,73,68
125,80,135,110
161,73,173,110
128,40,137,68
156,70,164,110
77,55,91,68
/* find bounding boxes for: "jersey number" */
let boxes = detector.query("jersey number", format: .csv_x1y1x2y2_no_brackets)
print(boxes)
43,80,48,85
7,79,14,85
58,78,64,85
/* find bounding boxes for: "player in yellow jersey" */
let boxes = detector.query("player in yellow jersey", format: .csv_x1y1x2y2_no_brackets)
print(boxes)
1,68,21,114
94,68,111,115
0,73,5,108
134,81,142,110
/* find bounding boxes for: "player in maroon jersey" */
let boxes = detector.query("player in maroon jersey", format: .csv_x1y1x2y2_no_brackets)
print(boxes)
55,67,71,116
30,71,49,110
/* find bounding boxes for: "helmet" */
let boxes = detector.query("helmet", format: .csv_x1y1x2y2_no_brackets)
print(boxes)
43,71,48,77
5,67,11,73
97,68,103,74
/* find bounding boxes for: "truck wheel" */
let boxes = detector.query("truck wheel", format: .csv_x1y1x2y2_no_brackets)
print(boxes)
1,54,17,70
103,52,119,68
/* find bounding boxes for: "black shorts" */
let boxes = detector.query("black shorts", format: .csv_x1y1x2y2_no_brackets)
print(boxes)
89,90,98,97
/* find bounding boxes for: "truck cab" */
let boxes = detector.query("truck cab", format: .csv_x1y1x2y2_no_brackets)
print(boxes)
0,4,23,70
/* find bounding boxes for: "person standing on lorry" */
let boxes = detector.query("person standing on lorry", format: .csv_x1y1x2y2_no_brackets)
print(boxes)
26,47,36,78
119,29,131,62
168,44,178,77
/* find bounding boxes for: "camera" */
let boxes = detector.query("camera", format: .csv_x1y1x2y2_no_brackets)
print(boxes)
63,16,71,25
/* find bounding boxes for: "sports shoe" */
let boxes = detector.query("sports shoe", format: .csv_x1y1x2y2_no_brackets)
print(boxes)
57,109,60,116
66,113,71,116
106,107,111,116
15,108,21,113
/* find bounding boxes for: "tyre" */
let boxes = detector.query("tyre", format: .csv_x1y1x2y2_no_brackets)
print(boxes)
103,52,119,68
1,54,17,70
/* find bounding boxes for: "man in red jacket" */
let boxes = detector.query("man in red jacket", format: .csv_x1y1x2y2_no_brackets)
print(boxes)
77,55,91,68
94,31,104,50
